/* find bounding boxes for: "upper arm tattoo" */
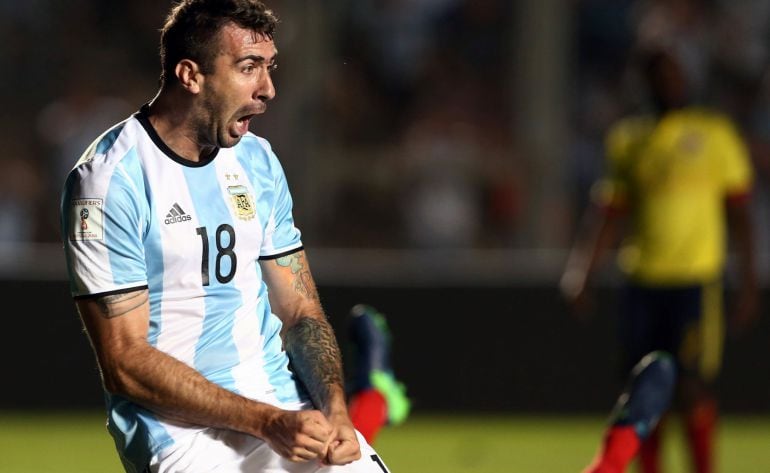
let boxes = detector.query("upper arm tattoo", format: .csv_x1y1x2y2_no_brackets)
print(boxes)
93,289,149,319
275,253,320,302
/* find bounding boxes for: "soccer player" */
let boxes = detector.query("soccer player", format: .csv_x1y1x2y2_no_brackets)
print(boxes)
345,304,411,445
59,1,390,472
583,351,677,473
561,44,758,473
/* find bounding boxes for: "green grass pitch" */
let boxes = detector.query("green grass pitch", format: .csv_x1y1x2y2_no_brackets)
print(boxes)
0,411,768,472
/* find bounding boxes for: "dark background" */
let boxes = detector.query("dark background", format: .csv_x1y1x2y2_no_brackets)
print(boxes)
5,280,768,414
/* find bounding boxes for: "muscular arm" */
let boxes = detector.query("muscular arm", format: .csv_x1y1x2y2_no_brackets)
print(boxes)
262,250,346,416
261,250,360,464
77,289,277,435
76,288,333,462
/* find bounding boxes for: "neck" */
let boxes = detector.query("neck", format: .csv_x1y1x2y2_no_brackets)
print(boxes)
146,89,215,163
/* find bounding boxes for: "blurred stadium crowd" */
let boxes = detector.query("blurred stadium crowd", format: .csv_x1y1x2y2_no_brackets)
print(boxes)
2,0,770,254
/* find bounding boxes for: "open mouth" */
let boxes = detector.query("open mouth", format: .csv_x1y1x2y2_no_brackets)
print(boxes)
238,114,254,124
233,114,255,136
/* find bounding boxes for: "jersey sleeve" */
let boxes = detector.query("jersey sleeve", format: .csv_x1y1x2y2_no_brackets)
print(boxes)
257,141,303,259
712,117,753,197
61,157,148,298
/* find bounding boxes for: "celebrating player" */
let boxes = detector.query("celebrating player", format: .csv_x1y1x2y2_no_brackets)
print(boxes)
60,1,390,472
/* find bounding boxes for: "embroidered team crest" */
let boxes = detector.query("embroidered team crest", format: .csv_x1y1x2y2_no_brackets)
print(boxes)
228,185,255,220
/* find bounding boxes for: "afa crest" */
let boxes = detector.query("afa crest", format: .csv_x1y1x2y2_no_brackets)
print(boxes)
227,185,255,220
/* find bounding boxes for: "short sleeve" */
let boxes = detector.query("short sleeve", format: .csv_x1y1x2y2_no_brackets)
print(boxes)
61,155,148,297
258,143,303,259
713,117,753,196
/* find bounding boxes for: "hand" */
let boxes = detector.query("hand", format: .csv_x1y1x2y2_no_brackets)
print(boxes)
260,409,334,462
559,268,594,321
323,411,361,466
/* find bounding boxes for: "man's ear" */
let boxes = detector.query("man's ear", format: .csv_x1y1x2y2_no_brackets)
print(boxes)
175,59,203,94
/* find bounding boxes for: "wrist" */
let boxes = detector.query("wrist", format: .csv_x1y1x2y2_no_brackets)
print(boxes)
243,401,282,439
323,387,350,418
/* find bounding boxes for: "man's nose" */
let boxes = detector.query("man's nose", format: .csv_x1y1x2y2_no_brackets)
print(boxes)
257,71,275,102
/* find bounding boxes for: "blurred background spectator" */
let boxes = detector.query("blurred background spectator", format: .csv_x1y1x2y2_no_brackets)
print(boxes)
1,0,770,264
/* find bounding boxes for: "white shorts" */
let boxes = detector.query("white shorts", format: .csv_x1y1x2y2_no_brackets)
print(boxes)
149,428,390,473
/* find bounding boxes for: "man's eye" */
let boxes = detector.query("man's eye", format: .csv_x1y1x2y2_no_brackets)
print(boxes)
268,63,278,72
243,64,255,73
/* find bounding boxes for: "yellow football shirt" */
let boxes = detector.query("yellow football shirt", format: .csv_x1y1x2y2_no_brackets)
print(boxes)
592,107,753,284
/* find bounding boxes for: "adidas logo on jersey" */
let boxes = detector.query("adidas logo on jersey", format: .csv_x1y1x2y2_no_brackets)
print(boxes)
164,203,192,224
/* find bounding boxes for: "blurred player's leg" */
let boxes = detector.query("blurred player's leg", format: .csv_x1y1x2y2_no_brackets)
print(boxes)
638,421,662,473
684,393,717,473
347,304,411,444
348,388,388,444
680,280,723,473
583,351,677,473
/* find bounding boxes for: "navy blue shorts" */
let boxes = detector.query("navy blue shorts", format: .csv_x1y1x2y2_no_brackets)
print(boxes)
619,281,724,382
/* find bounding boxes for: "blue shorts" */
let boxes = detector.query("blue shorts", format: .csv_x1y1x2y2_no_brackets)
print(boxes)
619,281,724,382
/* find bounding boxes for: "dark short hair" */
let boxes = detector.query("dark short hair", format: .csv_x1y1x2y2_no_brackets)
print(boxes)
159,0,279,86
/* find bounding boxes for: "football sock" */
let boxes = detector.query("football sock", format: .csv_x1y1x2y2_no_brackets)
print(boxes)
639,423,662,473
348,388,388,444
685,397,717,473
583,425,641,473
584,351,677,473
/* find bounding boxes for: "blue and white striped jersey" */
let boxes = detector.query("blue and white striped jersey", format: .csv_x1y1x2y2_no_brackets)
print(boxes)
60,107,310,472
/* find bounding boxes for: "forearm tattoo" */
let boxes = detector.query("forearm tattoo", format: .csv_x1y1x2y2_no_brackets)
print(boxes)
95,289,149,318
284,317,344,410
276,253,320,301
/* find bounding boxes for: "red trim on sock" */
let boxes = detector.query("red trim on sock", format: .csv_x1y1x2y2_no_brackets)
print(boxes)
348,388,388,445
686,398,717,473
639,422,662,473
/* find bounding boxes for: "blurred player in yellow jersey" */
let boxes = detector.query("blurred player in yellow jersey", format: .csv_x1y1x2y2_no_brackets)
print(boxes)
561,45,759,473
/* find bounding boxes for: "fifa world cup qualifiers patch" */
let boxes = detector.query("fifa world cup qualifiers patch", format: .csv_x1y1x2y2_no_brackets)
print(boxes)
70,198,104,241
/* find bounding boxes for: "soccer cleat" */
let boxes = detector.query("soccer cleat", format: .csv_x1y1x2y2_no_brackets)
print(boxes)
348,304,411,425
